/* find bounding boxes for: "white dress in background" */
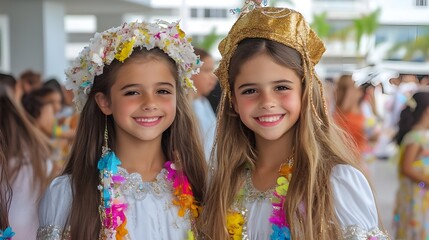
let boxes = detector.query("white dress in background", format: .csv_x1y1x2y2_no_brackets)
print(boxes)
242,165,389,240
191,97,216,162
9,163,40,240
8,157,53,240
37,167,192,240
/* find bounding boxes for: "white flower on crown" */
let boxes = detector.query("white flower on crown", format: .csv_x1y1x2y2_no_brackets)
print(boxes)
65,20,201,113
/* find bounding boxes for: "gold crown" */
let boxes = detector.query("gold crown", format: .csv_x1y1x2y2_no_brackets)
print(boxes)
215,7,326,94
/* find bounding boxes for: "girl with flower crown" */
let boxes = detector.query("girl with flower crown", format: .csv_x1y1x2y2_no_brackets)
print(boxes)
37,20,207,240
201,2,389,240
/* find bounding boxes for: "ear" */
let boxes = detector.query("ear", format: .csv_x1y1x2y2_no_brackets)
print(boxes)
231,94,239,114
94,92,113,115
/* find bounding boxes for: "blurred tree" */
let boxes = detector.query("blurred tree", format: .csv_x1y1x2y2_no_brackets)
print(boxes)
193,27,222,51
311,12,330,39
353,8,381,52
387,27,429,61
321,8,380,62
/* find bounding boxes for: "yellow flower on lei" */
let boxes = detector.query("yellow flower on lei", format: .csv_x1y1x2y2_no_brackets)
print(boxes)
226,211,245,239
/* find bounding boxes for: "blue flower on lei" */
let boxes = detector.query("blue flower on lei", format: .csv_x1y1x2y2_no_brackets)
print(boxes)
0,227,15,240
97,150,121,207
270,225,291,240
97,151,121,173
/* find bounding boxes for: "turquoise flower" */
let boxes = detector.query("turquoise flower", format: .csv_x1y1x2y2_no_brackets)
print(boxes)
97,151,121,173
270,225,291,240
0,227,16,239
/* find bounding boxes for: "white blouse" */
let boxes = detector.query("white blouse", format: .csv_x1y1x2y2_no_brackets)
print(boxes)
242,164,389,240
37,167,192,240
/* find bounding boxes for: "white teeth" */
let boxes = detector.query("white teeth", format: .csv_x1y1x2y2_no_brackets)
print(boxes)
135,117,159,123
258,115,281,122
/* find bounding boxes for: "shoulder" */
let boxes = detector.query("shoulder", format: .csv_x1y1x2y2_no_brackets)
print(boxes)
38,175,72,228
403,129,429,146
330,165,388,238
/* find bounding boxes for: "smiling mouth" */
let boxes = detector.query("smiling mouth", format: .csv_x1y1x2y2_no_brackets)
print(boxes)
135,117,160,123
134,116,162,126
254,114,285,126
257,115,283,122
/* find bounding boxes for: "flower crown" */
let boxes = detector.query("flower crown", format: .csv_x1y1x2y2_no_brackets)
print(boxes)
65,20,201,112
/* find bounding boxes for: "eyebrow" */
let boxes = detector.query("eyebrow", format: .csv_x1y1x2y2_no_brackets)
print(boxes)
120,82,175,90
237,79,294,89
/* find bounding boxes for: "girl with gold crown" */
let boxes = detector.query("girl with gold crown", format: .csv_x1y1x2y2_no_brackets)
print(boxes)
37,20,207,239
201,1,389,239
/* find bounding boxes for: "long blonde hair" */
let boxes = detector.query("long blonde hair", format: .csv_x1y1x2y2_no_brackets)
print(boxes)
63,48,207,239
202,38,362,239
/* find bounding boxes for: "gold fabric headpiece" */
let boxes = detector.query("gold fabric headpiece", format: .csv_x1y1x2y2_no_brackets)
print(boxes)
215,6,328,124
216,7,325,94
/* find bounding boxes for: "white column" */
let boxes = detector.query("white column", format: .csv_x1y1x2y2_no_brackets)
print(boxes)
7,0,66,82
43,1,66,82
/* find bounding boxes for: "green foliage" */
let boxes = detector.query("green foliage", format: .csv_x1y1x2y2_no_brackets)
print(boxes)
311,12,330,39
193,27,222,51
353,8,380,50
387,32,429,61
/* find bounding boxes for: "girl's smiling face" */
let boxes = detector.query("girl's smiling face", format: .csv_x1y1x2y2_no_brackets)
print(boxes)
97,57,177,144
232,53,302,142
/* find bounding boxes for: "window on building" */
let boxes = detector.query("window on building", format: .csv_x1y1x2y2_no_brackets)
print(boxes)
191,8,199,18
416,0,428,6
203,8,227,18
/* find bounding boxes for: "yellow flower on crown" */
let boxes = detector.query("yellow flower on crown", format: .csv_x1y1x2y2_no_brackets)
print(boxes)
115,38,136,62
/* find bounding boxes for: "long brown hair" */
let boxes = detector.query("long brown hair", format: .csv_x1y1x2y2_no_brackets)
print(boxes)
64,47,207,239
202,38,362,239
0,74,51,191
0,130,12,229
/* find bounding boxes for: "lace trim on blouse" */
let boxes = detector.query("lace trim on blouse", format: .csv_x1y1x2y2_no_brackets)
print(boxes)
243,170,275,202
342,225,390,240
37,225,70,240
118,167,171,200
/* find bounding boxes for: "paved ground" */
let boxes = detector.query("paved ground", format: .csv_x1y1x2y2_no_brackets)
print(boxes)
369,159,399,238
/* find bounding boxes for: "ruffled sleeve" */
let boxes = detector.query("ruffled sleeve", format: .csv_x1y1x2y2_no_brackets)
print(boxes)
331,165,389,240
37,175,72,240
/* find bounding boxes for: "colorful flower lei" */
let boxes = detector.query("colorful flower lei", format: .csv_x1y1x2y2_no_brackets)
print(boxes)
226,163,293,240
164,161,200,239
0,227,15,240
97,150,198,239
97,149,128,240
65,20,201,112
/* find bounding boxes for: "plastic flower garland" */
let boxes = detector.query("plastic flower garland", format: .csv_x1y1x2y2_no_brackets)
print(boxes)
226,163,293,240
65,20,201,112
97,147,199,240
98,149,128,239
0,227,15,240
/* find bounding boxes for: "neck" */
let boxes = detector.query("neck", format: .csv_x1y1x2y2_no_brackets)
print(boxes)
115,135,165,178
255,130,295,172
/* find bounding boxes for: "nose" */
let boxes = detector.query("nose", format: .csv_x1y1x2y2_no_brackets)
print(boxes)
141,95,158,111
259,91,275,110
